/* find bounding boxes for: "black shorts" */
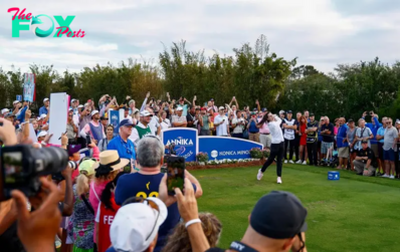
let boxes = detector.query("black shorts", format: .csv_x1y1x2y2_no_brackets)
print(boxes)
378,142,384,159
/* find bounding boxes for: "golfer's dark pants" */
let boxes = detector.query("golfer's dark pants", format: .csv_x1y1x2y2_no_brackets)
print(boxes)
284,139,295,160
261,142,284,176
307,141,318,165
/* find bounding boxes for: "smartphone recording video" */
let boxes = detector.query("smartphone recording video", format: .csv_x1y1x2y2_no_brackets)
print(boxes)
166,156,185,195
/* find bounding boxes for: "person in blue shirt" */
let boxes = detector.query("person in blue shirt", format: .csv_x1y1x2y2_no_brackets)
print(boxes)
16,101,29,123
39,98,49,115
376,117,387,175
362,111,382,158
114,136,203,252
107,118,136,171
247,111,260,142
336,117,349,169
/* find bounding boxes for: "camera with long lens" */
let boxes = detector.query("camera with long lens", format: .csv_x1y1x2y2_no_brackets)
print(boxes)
52,160,78,181
0,145,69,201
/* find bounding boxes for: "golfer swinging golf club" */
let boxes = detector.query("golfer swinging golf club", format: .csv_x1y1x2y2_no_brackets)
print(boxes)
257,112,285,184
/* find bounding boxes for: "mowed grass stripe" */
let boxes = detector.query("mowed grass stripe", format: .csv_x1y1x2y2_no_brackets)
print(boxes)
191,164,400,252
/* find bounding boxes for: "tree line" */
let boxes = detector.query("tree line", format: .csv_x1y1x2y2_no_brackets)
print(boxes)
1,34,399,121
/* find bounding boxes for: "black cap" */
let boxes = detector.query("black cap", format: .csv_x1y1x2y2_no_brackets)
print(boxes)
100,116,108,120
361,139,368,144
309,113,315,117
348,119,354,123
287,110,293,114
250,191,307,239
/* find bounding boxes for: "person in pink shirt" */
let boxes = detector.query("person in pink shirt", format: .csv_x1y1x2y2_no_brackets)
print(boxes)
258,108,271,150
89,150,128,247
334,118,339,136
80,110,106,145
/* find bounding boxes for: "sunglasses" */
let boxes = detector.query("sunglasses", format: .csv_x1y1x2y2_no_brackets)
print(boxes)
122,197,160,241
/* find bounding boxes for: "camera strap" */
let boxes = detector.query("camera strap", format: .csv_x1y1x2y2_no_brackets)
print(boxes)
229,241,258,252
81,195,95,216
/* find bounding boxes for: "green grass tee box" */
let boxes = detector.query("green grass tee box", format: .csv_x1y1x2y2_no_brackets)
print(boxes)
191,164,400,252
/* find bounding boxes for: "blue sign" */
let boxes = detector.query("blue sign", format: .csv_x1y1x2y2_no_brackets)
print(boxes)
328,171,340,180
16,95,22,101
108,110,120,135
199,136,263,160
162,128,198,162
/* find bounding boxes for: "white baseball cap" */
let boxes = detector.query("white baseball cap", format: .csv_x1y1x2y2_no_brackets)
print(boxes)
176,107,183,111
1,108,9,115
71,99,77,103
78,104,84,109
91,110,99,117
110,197,168,252
140,110,153,117
13,100,20,105
39,114,47,119
37,131,48,138
43,98,49,103
218,106,225,111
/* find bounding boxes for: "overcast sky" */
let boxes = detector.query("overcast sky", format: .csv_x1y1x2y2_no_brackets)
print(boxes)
1,0,400,74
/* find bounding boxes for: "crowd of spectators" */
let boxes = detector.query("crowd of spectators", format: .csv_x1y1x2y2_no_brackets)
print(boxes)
1,91,399,252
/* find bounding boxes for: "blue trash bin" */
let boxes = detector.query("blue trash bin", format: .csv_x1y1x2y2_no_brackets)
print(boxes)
328,171,340,180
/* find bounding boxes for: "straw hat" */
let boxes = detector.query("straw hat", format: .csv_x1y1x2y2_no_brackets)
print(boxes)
94,150,130,172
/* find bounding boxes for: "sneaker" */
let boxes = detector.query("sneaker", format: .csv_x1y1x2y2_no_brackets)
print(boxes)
296,160,302,164
277,177,282,184
390,175,395,179
381,174,390,178
284,160,288,164
289,160,294,164
257,169,263,181
302,161,307,165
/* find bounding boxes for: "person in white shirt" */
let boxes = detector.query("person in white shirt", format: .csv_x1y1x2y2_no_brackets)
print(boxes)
282,110,297,164
172,107,187,127
231,110,245,138
159,111,171,130
147,108,161,136
257,113,285,184
214,106,230,136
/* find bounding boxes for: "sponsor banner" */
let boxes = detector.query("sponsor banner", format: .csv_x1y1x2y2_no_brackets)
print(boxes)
23,73,35,102
108,109,121,135
162,128,198,162
199,136,263,160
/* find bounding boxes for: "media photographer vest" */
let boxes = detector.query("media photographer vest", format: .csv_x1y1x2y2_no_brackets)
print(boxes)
283,119,296,140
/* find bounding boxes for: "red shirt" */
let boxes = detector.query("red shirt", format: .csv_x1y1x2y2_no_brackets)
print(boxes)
95,197,120,252
71,168,80,181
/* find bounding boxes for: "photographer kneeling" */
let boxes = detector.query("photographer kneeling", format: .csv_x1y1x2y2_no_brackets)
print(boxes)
353,140,378,176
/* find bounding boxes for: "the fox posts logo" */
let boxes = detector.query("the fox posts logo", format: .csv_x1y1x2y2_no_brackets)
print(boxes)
8,7,85,38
